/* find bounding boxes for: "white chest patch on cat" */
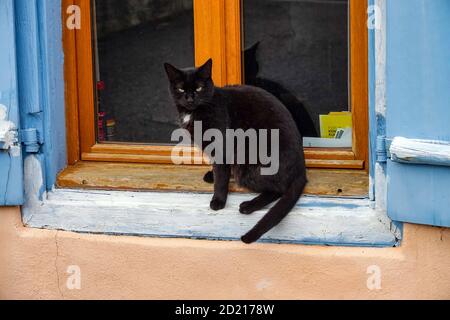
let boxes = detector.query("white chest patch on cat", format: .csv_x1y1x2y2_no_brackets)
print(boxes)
182,113,192,126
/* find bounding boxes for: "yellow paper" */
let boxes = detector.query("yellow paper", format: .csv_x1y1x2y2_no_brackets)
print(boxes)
319,112,352,138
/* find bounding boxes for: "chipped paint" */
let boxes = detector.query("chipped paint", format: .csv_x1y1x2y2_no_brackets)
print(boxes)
22,155,45,224
22,189,398,247
0,104,19,154
390,137,450,167
9,145,21,158
375,0,387,119
0,103,7,120
374,0,387,212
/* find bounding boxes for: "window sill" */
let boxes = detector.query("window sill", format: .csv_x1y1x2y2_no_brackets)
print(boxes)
22,188,399,247
26,161,398,247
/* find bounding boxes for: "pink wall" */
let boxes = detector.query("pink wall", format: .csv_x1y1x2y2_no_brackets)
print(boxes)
1,206,449,300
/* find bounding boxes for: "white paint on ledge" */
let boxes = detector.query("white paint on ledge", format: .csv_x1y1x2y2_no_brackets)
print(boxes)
22,188,398,247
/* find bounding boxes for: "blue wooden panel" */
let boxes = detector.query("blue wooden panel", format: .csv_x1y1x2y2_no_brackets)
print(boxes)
0,0,24,205
387,0,450,139
15,0,42,115
37,0,67,189
15,0,47,201
14,0,67,194
387,162,450,227
386,0,450,227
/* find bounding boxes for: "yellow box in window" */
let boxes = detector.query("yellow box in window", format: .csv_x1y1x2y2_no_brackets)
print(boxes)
319,112,352,138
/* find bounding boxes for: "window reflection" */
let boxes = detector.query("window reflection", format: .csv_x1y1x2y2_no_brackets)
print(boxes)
243,0,350,147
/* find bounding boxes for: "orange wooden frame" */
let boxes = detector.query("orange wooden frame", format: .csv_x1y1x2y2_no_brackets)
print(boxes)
63,0,368,170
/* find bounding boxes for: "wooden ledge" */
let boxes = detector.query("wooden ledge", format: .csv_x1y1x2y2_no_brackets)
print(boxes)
57,162,369,197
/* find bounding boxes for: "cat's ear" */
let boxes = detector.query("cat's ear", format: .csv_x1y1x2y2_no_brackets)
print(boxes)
197,58,213,79
244,42,260,80
164,63,183,82
246,41,260,57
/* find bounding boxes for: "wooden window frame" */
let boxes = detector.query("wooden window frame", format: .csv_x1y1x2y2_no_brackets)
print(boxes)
63,0,368,170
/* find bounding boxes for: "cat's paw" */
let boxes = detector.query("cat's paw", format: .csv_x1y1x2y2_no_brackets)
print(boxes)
241,232,259,244
203,171,214,184
210,199,226,211
239,201,257,215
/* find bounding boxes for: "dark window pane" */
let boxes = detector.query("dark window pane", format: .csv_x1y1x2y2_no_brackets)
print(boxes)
93,0,194,143
243,0,350,146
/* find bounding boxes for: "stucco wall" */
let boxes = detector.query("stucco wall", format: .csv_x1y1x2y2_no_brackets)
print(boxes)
1,206,449,300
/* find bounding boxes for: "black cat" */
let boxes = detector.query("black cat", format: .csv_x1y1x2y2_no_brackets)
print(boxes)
202,43,317,185
164,59,307,244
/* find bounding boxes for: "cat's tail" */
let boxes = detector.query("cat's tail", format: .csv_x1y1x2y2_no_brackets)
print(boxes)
241,175,307,244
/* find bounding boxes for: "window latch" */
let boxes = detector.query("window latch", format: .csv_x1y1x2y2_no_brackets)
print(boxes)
376,136,392,163
20,128,43,153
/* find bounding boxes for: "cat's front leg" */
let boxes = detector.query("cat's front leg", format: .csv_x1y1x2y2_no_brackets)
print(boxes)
210,164,231,211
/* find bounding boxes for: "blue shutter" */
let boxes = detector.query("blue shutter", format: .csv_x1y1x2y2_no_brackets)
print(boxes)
385,0,450,227
0,0,24,206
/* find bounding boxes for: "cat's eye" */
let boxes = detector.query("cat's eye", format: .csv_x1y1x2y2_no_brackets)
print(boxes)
177,88,185,93
196,87,203,92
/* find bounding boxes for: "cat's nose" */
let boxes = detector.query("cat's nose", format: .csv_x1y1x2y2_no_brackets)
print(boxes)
186,96,194,103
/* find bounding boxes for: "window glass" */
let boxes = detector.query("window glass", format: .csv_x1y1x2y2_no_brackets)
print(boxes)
243,0,351,147
93,0,194,144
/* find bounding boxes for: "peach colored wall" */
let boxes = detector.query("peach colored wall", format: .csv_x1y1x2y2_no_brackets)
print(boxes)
1,206,449,300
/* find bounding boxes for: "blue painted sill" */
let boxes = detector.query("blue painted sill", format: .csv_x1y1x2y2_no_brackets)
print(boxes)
22,189,400,247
